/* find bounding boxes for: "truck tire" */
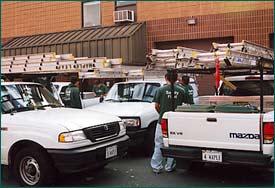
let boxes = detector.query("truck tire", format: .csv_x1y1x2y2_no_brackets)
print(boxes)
95,162,108,170
13,147,56,186
144,123,156,156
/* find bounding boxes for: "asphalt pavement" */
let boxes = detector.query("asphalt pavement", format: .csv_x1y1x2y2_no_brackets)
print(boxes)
1,152,274,187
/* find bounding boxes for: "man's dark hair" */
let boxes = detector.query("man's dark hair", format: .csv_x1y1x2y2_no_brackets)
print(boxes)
166,69,178,112
166,69,178,84
182,75,190,85
70,76,78,84
165,73,169,80
94,79,100,85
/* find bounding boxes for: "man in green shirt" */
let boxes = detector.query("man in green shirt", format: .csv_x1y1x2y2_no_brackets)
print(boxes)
64,76,82,109
151,71,186,173
179,75,194,104
93,80,107,97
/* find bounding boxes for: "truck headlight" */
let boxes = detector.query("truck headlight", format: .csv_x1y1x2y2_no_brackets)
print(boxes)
121,117,141,127
59,130,86,143
119,121,126,135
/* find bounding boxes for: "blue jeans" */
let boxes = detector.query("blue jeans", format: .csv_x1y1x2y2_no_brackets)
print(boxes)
150,123,175,171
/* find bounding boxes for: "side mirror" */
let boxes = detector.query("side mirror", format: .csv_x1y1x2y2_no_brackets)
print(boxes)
99,96,104,103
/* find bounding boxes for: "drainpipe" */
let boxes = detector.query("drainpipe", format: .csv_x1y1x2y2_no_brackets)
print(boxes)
259,58,264,113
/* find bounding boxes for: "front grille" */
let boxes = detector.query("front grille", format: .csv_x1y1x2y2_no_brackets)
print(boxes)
83,122,120,142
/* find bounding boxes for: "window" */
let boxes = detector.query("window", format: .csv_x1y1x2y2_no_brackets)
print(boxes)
114,1,137,22
105,83,160,102
116,1,136,7
83,1,101,27
219,80,274,96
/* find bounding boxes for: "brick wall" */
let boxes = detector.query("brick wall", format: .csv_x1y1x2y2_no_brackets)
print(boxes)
146,9,274,53
143,7,274,95
1,37,13,46
1,1,81,39
101,2,115,26
2,1,273,39
137,1,273,21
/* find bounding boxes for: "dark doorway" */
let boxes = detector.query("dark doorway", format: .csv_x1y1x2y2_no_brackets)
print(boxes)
155,37,234,51
269,33,274,49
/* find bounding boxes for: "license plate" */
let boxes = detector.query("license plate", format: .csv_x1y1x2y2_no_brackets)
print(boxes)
106,145,117,159
202,150,222,162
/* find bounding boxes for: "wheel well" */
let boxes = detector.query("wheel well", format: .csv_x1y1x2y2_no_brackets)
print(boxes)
9,140,45,166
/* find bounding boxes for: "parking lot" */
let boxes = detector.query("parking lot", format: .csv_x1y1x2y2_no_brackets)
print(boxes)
2,152,273,187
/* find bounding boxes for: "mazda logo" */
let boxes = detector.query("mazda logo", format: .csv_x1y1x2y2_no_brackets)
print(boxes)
103,125,109,131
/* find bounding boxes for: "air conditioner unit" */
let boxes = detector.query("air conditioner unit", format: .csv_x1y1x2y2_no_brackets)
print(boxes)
114,10,134,23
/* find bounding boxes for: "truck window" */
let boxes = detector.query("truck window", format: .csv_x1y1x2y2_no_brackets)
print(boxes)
60,86,68,97
220,80,274,96
106,82,160,102
1,84,62,113
143,83,160,102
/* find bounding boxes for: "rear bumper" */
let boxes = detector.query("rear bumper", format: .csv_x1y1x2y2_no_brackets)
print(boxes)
161,146,273,167
47,135,129,174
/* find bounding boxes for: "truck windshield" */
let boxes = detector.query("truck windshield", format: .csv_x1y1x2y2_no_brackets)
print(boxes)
219,80,274,96
105,83,160,102
1,84,63,114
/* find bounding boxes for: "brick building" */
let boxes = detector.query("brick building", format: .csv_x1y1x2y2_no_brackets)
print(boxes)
1,1,274,94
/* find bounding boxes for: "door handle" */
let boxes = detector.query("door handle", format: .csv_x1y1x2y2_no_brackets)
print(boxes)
207,118,217,122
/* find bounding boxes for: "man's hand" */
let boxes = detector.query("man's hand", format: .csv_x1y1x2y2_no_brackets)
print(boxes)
155,102,160,113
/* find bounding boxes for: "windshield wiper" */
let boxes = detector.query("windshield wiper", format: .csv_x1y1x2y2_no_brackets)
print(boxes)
3,108,16,114
104,99,114,101
14,106,36,112
127,99,145,102
105,99,123,102
38,104,63,108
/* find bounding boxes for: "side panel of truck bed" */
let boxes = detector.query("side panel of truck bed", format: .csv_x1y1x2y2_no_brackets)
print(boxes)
166,112,261,151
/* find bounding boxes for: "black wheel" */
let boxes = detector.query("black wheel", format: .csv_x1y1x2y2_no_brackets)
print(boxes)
95,162,108,170
144,123,156,156
13,147,56,186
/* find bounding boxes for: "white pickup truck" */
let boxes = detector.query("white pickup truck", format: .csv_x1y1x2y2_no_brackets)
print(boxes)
53,82,100,108
161,75,274,169
86,79,199,155
1,82,129,186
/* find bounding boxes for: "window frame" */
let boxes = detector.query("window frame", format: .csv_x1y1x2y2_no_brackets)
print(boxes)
115,1,136,8
82,1,101,28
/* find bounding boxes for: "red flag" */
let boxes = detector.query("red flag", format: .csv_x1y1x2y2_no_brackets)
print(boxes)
215,58,220,89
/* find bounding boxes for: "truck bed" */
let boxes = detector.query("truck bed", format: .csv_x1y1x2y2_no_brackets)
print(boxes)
165,111,261,151
198,96,274,113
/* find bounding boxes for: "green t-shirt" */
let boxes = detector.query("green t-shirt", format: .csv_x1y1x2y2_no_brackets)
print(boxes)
65,83,82,109
93,84,107,96
177,83,194,104
153,84,186,123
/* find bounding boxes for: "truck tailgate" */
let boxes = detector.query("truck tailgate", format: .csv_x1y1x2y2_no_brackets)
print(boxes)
166,112,261,151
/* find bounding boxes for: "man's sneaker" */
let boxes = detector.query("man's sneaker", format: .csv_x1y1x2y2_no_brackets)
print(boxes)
152,168,162,174
165,161,176,172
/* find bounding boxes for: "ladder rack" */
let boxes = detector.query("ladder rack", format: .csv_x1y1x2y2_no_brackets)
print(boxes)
148,47,207,69
147,40,274,70
78,68,145,80
1,52,122,74
212,40,274,60
1,52,145,80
